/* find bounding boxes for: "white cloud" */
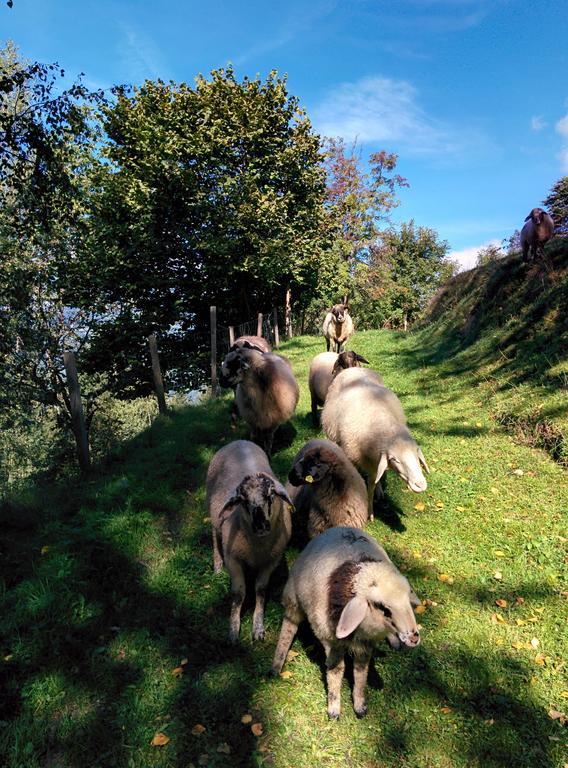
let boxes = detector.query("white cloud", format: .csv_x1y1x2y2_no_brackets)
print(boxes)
556,113,568,172
448,239,501,272
119,24,172,83
312,75,488,159
531,115,547,131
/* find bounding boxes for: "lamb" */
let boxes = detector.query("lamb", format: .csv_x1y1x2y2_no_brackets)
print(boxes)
220,343,299,456
207,439,294,643
521,207,554,262
286,439,369,538
271,526,421,719
322,304,354,353
321,368,429,520
309,350,371,425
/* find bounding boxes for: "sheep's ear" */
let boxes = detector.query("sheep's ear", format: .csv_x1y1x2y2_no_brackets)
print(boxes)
271,481,295,509
241,340,255,349
219,491,243,520
375,453,389,484
409,589,421,608
417,447,430,474
524,212,532,222
354,353,369,364
336,596,368,638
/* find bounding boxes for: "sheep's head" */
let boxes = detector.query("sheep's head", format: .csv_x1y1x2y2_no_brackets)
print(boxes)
376,434,429,493
223,473,293,536
331,304,348,323
332,351,369,377
525,207,546,225
219,346,260,388
332,560,421,649
288,444,337,486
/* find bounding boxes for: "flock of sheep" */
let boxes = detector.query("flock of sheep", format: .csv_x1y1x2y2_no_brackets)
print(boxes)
207,303,427,719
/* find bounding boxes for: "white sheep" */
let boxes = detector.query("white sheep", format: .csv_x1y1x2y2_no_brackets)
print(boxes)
271,526,421,719
286,438,369,538
322,304,354,353
321,368,429,520
207,439,294,643
220,344,299,456
309,350,371,425
521,207,554,262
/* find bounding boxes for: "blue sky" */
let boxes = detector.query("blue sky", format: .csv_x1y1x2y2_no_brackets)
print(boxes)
2,0,567,269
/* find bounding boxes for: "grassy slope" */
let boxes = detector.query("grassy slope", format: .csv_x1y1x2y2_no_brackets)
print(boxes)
0,329,566,768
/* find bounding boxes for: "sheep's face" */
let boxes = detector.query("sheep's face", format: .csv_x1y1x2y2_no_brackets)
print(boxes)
331,304,347,323
288,447,333,486
387,437,428,493
220,348,249,388
237,474,293,537
335,562,421,649
332,351,369,377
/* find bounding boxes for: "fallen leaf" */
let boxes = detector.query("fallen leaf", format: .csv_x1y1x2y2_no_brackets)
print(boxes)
241,714,253,724
493,571,503,581
495,599,508,608
440,706,452,714
41,545,50,555
286,650,299,661
435,501,444,509
4,654,13,662
516,619,527,626
217,743,231,754
414,605,426,614
251,723,263,736
456,506,465,512
515,597,525,605
490,487,499,495
414,502,426,512
530,638,540,649
560,691,568,699
172,666,184,677
535,607,545,613
152,733,170,746
202,517,211,524
491,612,506,624
279,670,293,679
412,550,422,558
548,709,566,722
511,641,524,650
534,653,546,666
438,573,454,584
494,550,506,557
475,422,482,428
192,724,206,735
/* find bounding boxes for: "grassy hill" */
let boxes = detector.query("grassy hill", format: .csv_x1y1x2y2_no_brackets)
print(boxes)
0,314,566,766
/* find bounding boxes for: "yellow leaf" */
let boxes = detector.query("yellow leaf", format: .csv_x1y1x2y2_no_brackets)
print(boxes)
412,550,422,558
534,653,546,666
286,650,299,661
241,714,253,724
202,517,211,524
440,706,452,714
475,422,482,428
251,723,263,736
152,733,170,746
516,619,527,626
494,550,506,557
491,612,506,624
191,724,206,735
180,658,189,666
438,573,454,584
535,607,545,613
435,501,444,509
305,474,314,483
41,546,50,555
560,691,568,699
511,641,524,650
172,666,184,677
495,599,508,608
414,502,426,512
414,605,426,614
279,670,293,679
515,596,525,604
493,571,503,581
4,654,13,662
490,487,499,495
456,506,465,512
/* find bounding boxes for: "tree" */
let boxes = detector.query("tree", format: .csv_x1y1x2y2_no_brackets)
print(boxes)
0,44,105,468
354,221,453,329
543,176,568,234
477,243,504,266
82,67,327,393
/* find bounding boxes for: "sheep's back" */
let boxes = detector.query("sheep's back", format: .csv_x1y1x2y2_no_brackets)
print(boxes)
309,352,339,404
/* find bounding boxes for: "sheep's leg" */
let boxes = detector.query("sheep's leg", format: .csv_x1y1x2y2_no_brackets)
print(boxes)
352,648,372,718
326,337,330,352
212,528,224,574
270,610,303,674
324,642,345,720
366,479,376,522
225,558,246,644
252,563,277,641
311,392,319,427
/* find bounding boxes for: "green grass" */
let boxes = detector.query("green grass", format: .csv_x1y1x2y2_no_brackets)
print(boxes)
0,329,567,768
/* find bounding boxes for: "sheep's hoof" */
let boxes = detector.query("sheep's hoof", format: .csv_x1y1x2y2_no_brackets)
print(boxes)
327,710,341,721
252,628,265,642
354,704,368,719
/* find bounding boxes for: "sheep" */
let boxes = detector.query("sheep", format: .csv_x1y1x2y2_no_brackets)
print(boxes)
322,304,354,353
309,350,371,426
271,526,421,719
521,207,554,262
207,439,294,643
286,439,369,538
321,368,429,520
220,343,299,456
219,335,272,389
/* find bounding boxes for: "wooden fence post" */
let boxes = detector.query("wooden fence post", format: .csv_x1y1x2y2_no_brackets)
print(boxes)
285,288,293,338
210,306,217,398
147,334,168,415
257,312,263,337
63,351,90,473
229,326,235,346
272,308,280,348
